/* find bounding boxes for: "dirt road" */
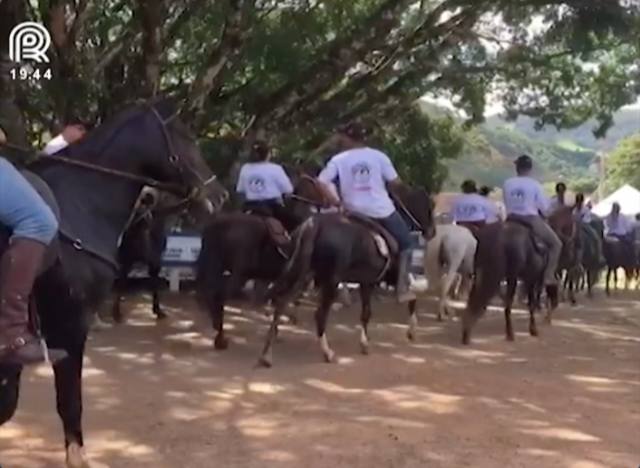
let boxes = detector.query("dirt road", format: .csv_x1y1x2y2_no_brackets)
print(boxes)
1,291,638,468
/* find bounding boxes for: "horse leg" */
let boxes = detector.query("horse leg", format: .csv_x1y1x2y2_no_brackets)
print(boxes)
504,278,517,341
439,271,456,321
316,281,339,363
605,268,611,296
0,364,22,425
528,285,539,336
149,263,166,320
211,281,228,350
359,284,374,355
407,299,418,342
111,264,129,324
45,312,89,468
568,269,577,306
257,298,285,368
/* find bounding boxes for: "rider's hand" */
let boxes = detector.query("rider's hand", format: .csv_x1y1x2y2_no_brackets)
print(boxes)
62,125,86,144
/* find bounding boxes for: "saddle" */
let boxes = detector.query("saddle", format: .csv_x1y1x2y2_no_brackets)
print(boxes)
457,221,485,239
345,213,399,259
505,216,548,255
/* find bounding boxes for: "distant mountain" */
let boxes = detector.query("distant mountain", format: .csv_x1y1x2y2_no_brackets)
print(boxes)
438,108,639,192
484,107,640,152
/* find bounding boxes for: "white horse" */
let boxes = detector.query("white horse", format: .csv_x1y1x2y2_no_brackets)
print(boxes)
424,224,477,321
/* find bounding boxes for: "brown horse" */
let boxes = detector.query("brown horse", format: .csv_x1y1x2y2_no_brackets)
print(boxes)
462,208,575,345
196,175,328,350
548,207,581,305
258,185,435,367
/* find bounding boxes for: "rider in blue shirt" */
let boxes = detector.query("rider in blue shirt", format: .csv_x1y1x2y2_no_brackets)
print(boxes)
0,127,66,365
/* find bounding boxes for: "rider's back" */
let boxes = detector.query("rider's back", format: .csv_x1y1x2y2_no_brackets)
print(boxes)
503,175,548,217
323,147,396,219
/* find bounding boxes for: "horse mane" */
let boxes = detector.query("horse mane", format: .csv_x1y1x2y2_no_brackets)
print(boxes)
41,98,179,164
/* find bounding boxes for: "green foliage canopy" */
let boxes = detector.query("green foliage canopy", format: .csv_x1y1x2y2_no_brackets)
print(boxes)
605,134,640,191
0,0,638,188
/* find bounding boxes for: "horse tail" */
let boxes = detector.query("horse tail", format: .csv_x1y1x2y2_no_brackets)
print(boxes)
424,227,443,291
269,217,319,300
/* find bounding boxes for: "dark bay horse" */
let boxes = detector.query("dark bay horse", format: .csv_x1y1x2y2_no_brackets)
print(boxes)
461,209,575,345
258,186,435,367
575,220,604,298
112,193,169,322
112,186,222,323
197,175,327,350
549,207,581,305
0,101,227,468
603,229,637,295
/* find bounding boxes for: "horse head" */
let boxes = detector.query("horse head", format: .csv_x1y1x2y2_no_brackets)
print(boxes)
63,99,228,216
391,184,436,241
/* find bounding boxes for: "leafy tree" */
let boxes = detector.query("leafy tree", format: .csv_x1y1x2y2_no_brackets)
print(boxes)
605,134,640,190
0,0,638,188
570,177,599,195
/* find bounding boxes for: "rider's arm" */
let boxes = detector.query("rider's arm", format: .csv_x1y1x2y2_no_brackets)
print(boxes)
317,159,341,206
535,183,551,217
276,166,294,196
235,165,247,195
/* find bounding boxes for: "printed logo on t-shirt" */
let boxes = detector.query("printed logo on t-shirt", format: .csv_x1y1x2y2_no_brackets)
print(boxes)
352,162,371,191
458,204,478,216
248,176,266,194
509,188,526,207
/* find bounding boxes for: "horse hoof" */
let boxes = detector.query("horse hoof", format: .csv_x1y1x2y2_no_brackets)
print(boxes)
92,316,113,331
256,356,272,368
530,328,539,337
360,344,369,355
506,334,515,342
66,442,91,468
407,330,415,342
154,310,168,320
214,336,229,350
323,350,336,363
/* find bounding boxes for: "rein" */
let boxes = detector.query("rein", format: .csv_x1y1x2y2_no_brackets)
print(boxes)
390,191,422,232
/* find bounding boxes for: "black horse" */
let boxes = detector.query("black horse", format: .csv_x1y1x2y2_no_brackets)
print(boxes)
197,174,328,350
112,192,170,323
0,100,227,468
258,185,435,367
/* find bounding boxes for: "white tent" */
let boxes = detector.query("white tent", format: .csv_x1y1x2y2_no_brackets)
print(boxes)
592,184,640,217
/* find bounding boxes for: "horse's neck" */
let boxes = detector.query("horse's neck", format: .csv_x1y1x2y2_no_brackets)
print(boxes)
36,141,145,255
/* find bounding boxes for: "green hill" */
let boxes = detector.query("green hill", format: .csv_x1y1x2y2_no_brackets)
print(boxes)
440,107,640,192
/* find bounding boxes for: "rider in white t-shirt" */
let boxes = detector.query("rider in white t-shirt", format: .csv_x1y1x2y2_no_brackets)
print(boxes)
452,180,491,232
318,123,415,303
548,182,567,213
604,202,631,239
236,141,294,228
503,155,562,295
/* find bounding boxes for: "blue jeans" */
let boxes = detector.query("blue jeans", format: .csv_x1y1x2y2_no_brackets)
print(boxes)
376,210,412,252
0,157,58,244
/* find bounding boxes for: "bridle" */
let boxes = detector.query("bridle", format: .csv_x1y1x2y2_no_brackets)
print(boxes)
2,104,218,200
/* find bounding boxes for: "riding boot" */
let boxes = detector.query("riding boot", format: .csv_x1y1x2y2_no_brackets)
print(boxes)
0,238,67,365
396,250,416,303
